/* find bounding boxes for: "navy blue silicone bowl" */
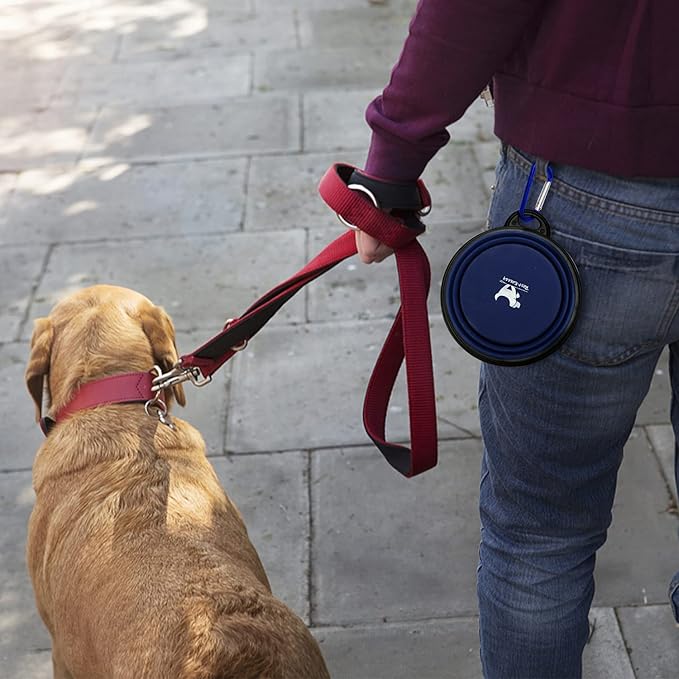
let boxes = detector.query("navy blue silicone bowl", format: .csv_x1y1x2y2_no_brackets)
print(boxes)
441,212,581,365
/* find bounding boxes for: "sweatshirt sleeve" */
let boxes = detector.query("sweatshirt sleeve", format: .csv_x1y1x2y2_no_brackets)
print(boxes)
364,0,546,181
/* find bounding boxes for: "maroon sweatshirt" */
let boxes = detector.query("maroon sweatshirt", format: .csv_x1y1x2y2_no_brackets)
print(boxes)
365,0,679,181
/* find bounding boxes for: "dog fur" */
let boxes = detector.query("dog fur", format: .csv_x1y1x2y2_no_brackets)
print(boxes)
25,285,330,679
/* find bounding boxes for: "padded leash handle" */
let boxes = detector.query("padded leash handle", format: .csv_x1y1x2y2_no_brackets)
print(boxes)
319,164,438,477
178,164,438,477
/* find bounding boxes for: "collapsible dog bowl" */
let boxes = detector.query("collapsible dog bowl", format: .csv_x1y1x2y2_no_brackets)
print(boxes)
441,210,581,365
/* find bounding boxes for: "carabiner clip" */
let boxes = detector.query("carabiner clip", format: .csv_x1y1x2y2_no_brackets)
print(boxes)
518,162,553,222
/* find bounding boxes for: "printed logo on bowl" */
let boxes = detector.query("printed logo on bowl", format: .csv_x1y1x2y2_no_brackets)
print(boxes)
494,276,529,310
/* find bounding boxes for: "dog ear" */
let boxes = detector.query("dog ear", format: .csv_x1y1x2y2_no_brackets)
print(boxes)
140,304,186,407
25,317,53,422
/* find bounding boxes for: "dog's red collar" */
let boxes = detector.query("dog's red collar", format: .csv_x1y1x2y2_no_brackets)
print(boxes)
40,371,155,436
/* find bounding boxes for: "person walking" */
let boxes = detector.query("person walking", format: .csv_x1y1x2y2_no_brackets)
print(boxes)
343,1,679,677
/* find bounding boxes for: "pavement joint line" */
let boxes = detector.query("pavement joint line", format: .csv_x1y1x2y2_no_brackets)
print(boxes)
308,612,481,631
298,91,305,153
60,140,468,169
304,226,311,322
293,7,302,49
640,425,677,511
0,217,482,250
78,146,317,167
305,449,314,625
1,231,246,249
76,103,104,167
612,606,638,678
308,447,319,626
111,32,124,64
43,227,309,250
211,435,480,458
15,242,54,342
221,358,232,458
238,155,252,231
437,414,477,439
66,314,460,337
311,609,481,629
0,466,32,474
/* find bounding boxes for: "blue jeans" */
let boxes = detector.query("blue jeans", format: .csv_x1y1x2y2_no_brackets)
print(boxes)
478,145,679,678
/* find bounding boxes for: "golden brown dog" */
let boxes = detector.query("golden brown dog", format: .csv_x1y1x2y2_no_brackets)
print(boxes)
25,284,330,679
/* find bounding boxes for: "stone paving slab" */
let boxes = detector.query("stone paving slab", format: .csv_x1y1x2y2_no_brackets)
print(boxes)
314,607,633,679
0,471,51,657
25,229,307,337
0,650,52,679
0,343,43,472
0,245,49,343
84,95,301,163
311,441,483,625
303,88,379,153
54,53,252,109
0,108,96,172
0,60,67,114
3,157,247,246
646,424,677,504
226,318,481,453
298,7,411,48
118,9,298,60
422,144,491,222
617,604,679,679
255,46,402,92
309,428,678,625
315,617,482,679
594,429,679,607
447,99,496,145
1,22,120,69
211,452,310,621
244,151,363,232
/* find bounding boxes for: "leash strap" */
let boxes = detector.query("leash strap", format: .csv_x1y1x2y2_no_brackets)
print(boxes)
179,164,438,477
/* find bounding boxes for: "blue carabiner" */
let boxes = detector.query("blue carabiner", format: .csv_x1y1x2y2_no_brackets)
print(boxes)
518,161,553,223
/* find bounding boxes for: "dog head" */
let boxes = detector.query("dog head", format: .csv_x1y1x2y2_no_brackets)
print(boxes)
25,285,186,422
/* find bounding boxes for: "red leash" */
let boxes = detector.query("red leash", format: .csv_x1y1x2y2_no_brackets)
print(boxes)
42,164,439,478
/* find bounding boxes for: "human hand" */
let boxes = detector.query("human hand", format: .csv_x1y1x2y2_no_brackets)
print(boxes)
355,229,394,264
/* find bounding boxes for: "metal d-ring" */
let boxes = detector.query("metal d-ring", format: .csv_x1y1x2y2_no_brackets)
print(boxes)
337,183,379,231
146,365,175,428
224,319,248,352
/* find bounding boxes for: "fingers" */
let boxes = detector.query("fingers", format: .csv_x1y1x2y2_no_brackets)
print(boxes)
355,230,394,264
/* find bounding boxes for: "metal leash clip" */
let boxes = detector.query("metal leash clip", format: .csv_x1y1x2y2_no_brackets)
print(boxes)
150,362,212,393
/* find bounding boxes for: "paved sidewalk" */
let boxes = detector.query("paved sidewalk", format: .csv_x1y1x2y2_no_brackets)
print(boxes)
1,1,679,677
